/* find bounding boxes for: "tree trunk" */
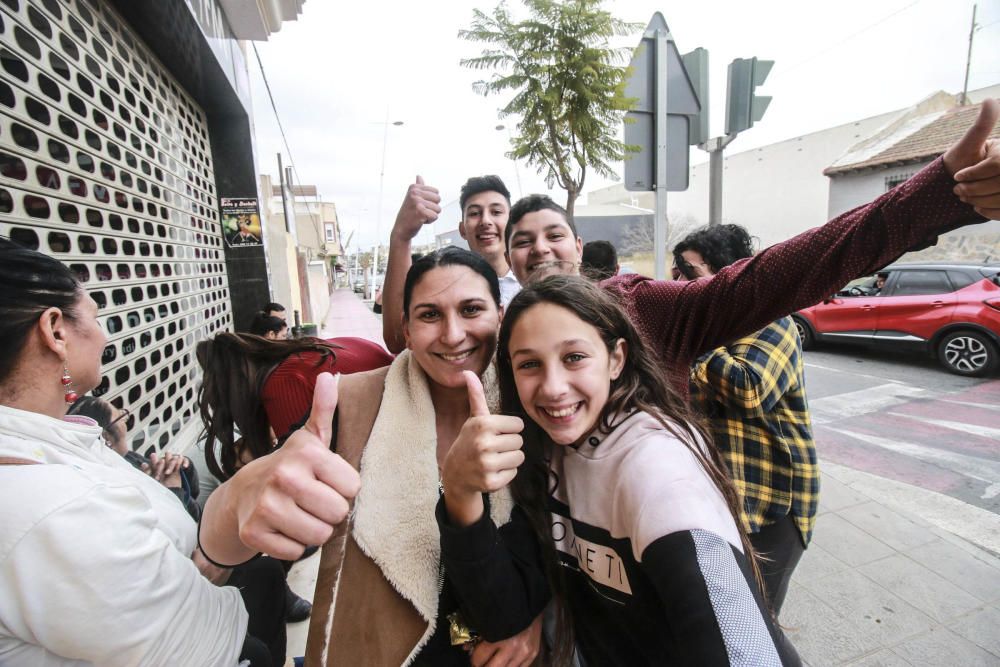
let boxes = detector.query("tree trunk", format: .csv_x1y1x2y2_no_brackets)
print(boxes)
565,189,577,220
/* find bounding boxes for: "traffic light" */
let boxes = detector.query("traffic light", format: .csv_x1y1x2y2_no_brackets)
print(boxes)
725,57,773,135
682,47,709,146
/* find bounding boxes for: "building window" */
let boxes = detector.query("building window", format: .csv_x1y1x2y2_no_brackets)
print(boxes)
324,224,335,242
884,172,914,192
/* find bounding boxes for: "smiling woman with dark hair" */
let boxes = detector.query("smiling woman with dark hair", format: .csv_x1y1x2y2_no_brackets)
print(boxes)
304,247,550,666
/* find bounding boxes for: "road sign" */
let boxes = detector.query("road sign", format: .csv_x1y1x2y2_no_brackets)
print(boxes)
683,48,709,147
623,13,701,193
725,57,773,135
621,12,701,279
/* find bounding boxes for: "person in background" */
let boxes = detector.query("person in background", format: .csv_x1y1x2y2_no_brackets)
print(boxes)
372,287,383,315
263,302,286,321
872,272,888,295
580,240,619,282
382,175,520,352
197,333,393,478
197,332,393,623
68,396,201,521
249,311,289,340
676,224,817,615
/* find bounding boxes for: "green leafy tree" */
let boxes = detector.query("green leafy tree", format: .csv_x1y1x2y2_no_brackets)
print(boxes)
460,0,638,217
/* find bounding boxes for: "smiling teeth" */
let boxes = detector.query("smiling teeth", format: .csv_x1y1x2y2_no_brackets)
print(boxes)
529,260,564,271
545,404,579,418
439,350,473,361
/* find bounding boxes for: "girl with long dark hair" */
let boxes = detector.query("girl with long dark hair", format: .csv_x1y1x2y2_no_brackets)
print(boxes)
489,275,800,666
197,332,392,480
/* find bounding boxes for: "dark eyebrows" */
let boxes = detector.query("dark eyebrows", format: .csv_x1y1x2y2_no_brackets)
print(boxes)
413,297,488,311
510,338,592,359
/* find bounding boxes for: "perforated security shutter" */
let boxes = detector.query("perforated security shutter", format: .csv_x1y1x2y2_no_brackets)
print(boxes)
0,0,231,454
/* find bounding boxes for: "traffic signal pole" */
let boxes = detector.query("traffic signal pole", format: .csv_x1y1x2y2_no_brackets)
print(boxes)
705,134,736,225
702,56,772,226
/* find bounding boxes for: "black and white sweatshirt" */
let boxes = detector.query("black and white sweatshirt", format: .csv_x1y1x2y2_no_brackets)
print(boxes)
550,410,795,666
438,409,797,665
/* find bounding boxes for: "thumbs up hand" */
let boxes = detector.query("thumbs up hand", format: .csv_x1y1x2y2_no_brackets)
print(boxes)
441,371,525,527
393,174,441,242
946,99,1000,219
218,373,361,561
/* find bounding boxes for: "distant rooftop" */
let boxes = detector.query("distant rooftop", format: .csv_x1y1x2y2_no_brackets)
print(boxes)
826,103,1000,176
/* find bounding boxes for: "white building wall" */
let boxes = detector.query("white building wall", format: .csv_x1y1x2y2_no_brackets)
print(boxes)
827,161,930,219
661,112,900,246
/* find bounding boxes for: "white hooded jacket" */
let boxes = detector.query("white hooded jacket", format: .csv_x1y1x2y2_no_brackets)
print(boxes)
0,404,247,666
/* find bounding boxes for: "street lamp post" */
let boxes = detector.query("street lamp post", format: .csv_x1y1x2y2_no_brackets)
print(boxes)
495,124,523,199
374,116,404,299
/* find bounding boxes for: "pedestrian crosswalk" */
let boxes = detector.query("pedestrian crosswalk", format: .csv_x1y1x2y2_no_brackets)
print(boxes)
808,383,930,425
807,375,1000,514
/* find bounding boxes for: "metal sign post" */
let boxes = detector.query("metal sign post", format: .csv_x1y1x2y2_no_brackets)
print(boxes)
653,28,668,280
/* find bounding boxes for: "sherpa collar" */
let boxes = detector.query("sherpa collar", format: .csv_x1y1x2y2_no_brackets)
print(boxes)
350,351,514,664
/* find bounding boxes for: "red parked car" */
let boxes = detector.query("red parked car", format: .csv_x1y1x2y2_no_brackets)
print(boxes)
792,263,1000,376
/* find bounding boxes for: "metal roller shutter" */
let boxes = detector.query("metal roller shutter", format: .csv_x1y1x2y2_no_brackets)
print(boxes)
0,0,231,455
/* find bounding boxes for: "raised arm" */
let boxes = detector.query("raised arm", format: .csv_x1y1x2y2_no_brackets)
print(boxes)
437,372,550,640
612,100,1000,370
199,373,359,564
382,176,441,353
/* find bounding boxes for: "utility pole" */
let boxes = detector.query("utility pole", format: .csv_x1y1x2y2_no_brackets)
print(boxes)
960,3,978,106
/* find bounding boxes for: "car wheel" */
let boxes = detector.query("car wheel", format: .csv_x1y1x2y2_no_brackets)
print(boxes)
937,330,999,377
792,316,815,350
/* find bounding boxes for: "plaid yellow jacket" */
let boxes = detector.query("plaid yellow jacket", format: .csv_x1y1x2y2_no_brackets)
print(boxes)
689,316,818,545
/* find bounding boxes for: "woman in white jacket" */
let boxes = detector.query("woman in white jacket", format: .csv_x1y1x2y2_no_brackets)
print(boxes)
0,238,259,666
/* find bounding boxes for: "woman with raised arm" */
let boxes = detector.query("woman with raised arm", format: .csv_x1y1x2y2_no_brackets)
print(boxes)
0,238,257,666
302,247,549,666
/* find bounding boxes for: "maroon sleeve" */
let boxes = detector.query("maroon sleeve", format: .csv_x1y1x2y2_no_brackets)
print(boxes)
603,157,984,389
261,339,393,439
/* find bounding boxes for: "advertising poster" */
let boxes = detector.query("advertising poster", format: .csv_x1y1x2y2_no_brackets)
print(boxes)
221,197,263,247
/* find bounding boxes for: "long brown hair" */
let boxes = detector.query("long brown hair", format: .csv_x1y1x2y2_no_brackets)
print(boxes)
196,333,339,480
497,276,765,661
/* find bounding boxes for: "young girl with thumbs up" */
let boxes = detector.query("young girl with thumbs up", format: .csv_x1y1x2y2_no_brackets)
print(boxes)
491,274,801,666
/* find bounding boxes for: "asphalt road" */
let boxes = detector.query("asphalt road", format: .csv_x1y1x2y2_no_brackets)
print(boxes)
803,344,1000,516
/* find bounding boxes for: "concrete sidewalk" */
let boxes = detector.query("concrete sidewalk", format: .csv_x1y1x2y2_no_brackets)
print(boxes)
289,289,1000,665
784,463,1000,666
318,288,387,347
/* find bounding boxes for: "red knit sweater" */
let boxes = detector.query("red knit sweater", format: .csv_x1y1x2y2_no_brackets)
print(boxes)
260,337,394,439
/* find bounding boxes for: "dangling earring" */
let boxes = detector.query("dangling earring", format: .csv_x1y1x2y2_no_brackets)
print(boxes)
61,365,79,404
